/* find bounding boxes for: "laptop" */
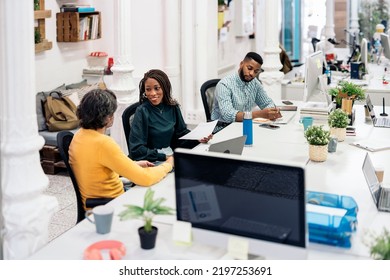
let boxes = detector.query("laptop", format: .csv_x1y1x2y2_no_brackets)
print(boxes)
366,94,390,128
208,135,246,155
362,153,390,212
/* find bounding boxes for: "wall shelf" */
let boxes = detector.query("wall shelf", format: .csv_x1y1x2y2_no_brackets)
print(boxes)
34,0,52,53
56,12,101,42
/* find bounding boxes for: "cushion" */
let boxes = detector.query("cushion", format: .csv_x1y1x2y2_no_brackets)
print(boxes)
36,84,66,131
61,88,81,107
39,128,79,146
66,79,89,89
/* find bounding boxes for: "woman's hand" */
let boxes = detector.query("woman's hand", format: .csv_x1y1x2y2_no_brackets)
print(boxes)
136,160,155,168
165,155,174,168
199,134,213,143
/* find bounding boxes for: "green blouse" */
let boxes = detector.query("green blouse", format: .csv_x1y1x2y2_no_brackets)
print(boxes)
129,101,196,161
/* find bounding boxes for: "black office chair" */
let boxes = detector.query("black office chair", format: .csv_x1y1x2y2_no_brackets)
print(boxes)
57,131,113,224
121,101,140,155
200,79,220,122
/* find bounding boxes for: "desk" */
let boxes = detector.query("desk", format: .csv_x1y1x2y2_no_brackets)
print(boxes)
30,106,390,260
282,62,390,106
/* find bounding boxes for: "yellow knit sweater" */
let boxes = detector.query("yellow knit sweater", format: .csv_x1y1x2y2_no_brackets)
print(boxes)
69,128,172,209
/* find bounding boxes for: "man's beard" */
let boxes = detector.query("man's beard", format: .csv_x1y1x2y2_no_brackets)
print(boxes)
239,68,252,82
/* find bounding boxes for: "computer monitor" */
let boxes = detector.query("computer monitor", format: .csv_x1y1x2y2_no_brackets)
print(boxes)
303,51,327,103
174,148,307,259
380,33,390,60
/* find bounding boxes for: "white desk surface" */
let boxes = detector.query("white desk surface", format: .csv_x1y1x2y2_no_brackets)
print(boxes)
30,105,390,260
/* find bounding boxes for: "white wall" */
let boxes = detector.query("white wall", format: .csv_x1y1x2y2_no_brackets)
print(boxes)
34,0,254,116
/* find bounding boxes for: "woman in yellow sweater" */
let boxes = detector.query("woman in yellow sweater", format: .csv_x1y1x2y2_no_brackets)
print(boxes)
69,89,173,209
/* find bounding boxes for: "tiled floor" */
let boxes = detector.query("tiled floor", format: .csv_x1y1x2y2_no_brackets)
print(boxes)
44,171,77,242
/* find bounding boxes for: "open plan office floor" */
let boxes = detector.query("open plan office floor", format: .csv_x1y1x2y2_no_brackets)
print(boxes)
32,104,390,259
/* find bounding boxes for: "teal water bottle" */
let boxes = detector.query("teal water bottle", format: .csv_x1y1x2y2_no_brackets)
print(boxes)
243,111,253,146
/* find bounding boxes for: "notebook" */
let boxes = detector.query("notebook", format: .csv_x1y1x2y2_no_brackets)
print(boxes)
366,94,390,128
253,111,297,125
362,153,390,212
208,135,247,155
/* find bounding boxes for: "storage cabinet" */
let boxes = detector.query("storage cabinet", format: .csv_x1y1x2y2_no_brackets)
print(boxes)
56,12,101,42
34,0,52,53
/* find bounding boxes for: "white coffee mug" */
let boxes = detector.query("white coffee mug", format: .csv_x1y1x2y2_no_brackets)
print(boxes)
85,205,114,234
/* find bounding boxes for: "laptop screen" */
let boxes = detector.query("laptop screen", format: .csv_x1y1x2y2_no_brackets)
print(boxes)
362,152,381,205
174,149,306,248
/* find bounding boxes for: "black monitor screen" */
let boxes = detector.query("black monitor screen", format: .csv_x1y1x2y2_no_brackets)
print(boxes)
174,150,306,248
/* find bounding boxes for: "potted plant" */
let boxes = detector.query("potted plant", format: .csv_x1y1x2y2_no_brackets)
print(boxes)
364,228,390,260
328,108,349,142
328,81,366,109
304,125,331,162
118,189,175,249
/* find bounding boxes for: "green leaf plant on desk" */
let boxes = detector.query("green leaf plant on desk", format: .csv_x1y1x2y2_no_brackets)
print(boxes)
328,80,366,108
118,188,175,250
328,108,349,142
304,125,331,162
364,228,390,260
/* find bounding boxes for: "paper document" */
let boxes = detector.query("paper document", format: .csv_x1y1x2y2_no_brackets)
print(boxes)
306,203,347,217
179,120,217,140
350,139,390,152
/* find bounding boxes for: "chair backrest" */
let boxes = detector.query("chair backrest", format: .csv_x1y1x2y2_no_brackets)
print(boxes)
57,131,85,224
200,79,220,122
121,101,140,155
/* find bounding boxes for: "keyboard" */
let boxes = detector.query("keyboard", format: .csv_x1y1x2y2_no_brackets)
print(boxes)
222,216,291,240
375,117,390,128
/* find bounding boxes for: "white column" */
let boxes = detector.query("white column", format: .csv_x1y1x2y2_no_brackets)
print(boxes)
181,0,218,124
162,0,181,103
324,0,335,39
0,0,58,259
258,0,283,100
109,0,137,155
349,0,359,40
181,1,196,123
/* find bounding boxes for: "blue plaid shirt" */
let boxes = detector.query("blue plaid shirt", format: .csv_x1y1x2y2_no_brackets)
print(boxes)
211,72,275,123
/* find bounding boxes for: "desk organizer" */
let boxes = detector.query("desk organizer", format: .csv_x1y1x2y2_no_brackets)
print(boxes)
306,191,358,248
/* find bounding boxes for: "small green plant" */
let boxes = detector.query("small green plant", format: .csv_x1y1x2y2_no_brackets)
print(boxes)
328,81,366,107
364,228,390,260
34,0,40,10
328,108,349,128
118,189,174,233
34,28,41,44
304,125,330,146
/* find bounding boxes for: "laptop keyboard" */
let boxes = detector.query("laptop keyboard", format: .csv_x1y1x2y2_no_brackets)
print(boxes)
379,187,390,210
375,117,390,128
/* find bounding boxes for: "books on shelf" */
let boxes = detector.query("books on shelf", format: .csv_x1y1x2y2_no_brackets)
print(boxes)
60,7,96,13
78,14,100,41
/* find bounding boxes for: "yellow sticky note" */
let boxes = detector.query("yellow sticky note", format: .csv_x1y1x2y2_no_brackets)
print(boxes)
227,236,249,260
172,221,192,246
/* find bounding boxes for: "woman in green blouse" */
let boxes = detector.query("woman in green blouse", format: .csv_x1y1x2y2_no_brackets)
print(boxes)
129,69,212,162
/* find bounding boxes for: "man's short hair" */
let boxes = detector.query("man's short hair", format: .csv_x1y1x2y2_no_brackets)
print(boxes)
244,52,263,65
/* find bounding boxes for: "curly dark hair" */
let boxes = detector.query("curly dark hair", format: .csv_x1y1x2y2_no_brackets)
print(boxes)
138,69,177,105
77,89,118,129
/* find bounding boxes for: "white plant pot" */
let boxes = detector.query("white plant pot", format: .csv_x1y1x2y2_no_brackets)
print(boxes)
330,127,346,142
309,144,328,162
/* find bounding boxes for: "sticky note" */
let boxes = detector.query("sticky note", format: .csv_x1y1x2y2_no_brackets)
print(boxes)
172,221,192,245
227,236,249,260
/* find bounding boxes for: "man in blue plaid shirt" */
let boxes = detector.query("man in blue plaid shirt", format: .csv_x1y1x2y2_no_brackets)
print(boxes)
211,52,281,128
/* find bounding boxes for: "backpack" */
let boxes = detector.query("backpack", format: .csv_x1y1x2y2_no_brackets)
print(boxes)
43,91,79,132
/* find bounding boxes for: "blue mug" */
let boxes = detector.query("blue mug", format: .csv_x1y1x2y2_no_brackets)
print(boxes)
299,117,313,131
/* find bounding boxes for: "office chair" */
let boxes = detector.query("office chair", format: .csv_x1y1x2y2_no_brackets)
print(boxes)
57,131,113,224
200,79,220,122
121,101,140,155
